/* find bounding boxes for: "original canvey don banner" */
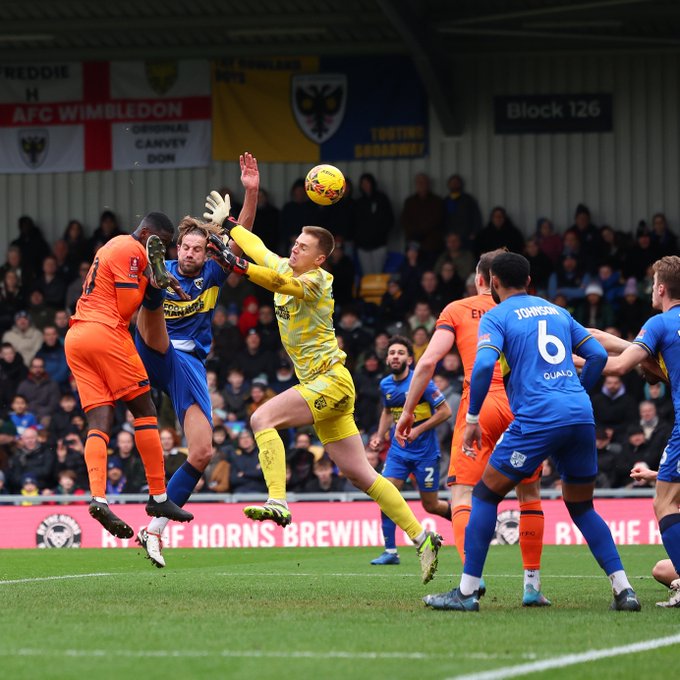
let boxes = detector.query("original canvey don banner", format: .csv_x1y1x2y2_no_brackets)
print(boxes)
0,61,211,173
212,55,428,163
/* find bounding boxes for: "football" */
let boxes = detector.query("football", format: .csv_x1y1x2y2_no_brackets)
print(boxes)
305,164,346,206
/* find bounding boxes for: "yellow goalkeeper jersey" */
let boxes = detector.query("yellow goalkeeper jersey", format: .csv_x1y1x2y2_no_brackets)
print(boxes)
264,251,346,383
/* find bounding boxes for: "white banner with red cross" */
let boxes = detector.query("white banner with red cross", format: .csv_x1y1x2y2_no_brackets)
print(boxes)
0,61,211,173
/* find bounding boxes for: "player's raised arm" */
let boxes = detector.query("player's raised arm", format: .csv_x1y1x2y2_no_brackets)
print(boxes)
395,328,455,443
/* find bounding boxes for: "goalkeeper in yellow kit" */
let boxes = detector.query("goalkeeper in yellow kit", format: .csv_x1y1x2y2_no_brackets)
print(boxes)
204,191,441,583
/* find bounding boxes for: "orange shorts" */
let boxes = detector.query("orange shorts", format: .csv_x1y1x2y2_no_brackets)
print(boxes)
448,389,541,487
65,321,150,412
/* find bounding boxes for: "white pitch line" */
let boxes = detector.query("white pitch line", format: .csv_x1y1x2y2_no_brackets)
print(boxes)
447,633,680,680
0,572,114,585
0,648,538,662
215,572,616,580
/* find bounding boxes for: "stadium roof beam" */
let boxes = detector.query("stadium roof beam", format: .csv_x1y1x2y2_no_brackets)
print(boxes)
0,41,407,63
442,0,654,27
376,0,461,136
0,12,388,34
437,26,680,48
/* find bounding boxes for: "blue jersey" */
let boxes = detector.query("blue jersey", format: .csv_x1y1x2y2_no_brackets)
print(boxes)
633,307,680,419
476,293,595,432
161,259,227,360
380,370,445,460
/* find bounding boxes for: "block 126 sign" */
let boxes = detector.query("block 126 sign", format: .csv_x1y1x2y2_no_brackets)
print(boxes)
494,93,613,134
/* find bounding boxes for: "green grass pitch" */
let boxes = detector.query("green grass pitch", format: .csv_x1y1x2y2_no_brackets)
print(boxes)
0,544,677,680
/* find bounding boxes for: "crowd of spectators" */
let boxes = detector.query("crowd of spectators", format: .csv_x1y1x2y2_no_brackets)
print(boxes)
0,171,676,502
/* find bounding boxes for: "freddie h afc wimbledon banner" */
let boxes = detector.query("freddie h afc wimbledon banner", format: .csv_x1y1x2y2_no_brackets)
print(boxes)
0,61,211,173
212,55,428,163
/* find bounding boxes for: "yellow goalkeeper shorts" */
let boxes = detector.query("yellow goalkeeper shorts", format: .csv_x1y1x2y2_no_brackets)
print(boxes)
294,362,359,444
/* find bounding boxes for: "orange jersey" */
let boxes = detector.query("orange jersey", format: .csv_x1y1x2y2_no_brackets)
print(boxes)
436,293,505,390
72,235,149,331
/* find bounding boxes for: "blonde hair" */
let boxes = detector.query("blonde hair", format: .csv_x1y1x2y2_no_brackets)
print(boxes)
177,216,223,247
653,256,680,299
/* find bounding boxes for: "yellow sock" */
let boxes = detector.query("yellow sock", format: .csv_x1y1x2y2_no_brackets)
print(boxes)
254,428,287,500
366,475,423,542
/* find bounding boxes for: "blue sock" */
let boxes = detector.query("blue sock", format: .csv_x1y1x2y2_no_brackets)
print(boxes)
463,498,499,577
381,512,397,550
566,500,623,575
166,461,202,507
463,482,504,578
659,513,680,577
143,284,165,310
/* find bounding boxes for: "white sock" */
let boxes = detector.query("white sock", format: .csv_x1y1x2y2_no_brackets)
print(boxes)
385,548,398,554
152,493,168,503
609,570,632,595
415,530,427,546
93,496,107,504
524,569,540,589
460,574,481,596
268,498,288,509
147,517,169,535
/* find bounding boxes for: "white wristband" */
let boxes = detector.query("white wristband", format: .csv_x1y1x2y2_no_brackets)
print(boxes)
465,413,480,424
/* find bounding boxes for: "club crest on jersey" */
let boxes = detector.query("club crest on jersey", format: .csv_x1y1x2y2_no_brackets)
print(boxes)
194,277,204,290
129,256,140,277
510,450,526,468
291,73,347,143
19,128,49,169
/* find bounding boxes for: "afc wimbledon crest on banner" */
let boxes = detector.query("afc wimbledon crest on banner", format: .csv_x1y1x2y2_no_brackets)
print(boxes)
19,128,49,169
292,74,346,144
145,60,178,96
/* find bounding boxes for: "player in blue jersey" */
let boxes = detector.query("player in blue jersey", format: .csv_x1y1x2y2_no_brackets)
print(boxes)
368,336,452,565
134,152,259,567
423,252,641,612
598,255,680,607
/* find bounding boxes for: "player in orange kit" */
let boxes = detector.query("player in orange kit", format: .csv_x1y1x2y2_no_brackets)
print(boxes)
65,212,194,538
396,249,550,606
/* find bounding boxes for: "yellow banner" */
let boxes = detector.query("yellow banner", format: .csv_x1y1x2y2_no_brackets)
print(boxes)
212,57,319,162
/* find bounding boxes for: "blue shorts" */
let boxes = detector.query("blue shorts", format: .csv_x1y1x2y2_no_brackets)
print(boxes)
491,421,597,484
135,333,212,428
658,428,680,483
382,450,440,492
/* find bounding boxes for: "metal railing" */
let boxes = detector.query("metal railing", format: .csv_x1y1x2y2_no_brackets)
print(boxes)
1,487,656,506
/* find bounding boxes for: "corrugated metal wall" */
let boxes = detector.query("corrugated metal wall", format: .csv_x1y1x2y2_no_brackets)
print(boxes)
1,52,678,257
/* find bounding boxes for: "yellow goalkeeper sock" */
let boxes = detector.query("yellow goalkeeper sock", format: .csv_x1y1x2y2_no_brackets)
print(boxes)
254,428,287,500
366,475,423,542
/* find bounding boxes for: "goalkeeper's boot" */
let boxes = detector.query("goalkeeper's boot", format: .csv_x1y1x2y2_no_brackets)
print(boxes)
371,551,400,566
146,497,194,523
136,527,165,568
656,579,680,608
522,584,552,607
423,587,480,612
243,501,292,527
88,500,133,539
146,234,172,288
417,531,442,584
610,587,641,612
